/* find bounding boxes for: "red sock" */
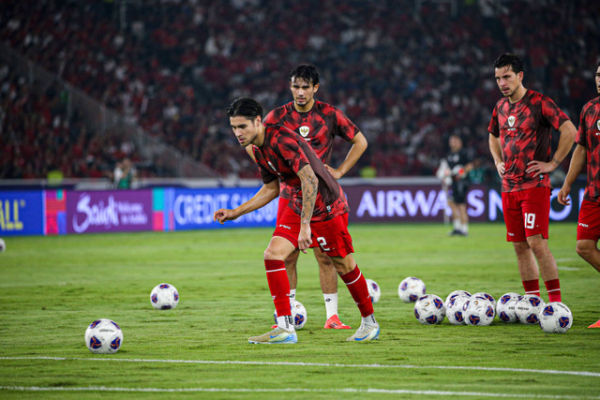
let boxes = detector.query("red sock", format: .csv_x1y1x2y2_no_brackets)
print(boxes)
340,266,373,317
522,279,540,296
264,259,291,317
544,279,562,302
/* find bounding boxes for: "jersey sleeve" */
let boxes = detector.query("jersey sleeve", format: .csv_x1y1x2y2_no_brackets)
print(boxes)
488,105,499,137
576,103,589,147
541,95,570,131
333,108,359,141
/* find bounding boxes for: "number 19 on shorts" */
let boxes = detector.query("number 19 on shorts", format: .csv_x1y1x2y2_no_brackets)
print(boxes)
524,212,536,229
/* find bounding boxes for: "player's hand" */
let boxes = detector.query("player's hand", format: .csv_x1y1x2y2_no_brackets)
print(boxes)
298,224,312,253
526,160,554,177
325,164,343,180
495,161,505,177
557,185,571,206
213,209,236,224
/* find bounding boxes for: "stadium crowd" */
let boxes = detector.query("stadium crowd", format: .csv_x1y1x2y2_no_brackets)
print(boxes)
1,0,598,180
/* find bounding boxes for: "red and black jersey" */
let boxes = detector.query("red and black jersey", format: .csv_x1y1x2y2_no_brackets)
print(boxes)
264,101,359,199
251,124,349,222
576,96,600,202
488,89,570,192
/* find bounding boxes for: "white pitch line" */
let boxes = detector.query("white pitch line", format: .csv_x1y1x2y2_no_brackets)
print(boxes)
0,386,598,399
1,356,600,378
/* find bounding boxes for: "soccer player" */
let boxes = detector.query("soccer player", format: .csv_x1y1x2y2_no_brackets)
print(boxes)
488,53,576,302
250,64,368,329
437,135,472,236
215,98,379,344
557,61,600,328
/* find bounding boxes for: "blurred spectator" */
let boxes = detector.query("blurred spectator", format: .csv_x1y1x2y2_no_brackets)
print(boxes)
1,0,598,180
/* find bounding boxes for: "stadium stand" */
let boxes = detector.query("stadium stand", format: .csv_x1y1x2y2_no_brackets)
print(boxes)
1,0,598,180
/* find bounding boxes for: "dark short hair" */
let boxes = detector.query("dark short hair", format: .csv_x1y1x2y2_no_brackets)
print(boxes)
289,64,319,86
494,53,524,74
227,97,263,119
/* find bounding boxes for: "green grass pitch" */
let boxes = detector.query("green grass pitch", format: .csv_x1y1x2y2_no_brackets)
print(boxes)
0,222,599,399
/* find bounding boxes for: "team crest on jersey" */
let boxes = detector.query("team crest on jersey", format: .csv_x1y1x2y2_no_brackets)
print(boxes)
299,126,310,137
596,119,600,132
508,115,516,127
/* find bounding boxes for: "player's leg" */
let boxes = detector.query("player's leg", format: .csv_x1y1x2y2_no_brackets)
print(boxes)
249,234,298,344
311,214,377,341
458,203,469,235
575,200,600,272
523,187,560,302
447,199,461,235
284,249,300,296
512,241,541,296
330,253,379,341
312,247,350,329
576,240,600,272
574,200,600,327
503,190,540,296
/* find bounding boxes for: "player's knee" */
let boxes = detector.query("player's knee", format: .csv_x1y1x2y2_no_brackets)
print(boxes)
263,247,283,261
576,241,596,259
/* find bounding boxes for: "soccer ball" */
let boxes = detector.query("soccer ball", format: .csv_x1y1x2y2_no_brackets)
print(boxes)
398,277,426,303
274,300,307,329
292,300,307,329
539,302,573,333
366,279,381,304
0,238,5,252
414,294,445,325
496,292,522,323
464,296,495,326
150,283,179,310
85,319,123,354
444,290,471,309
446,294,470,325
515,294,545,324
472,292,496,308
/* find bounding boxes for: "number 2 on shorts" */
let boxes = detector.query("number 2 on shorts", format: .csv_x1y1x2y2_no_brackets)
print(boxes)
316,237,330,251
524,212,536,229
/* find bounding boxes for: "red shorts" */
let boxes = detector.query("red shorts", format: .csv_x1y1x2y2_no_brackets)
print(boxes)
273,199,354,258
577,199,600,241
501,187,550,242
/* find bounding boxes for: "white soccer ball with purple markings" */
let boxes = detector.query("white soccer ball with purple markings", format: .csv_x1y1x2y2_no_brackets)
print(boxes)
464,296,495,326
0,238,5,252
274,299,307,330
515,295,545,324
150,283,180,310
446,294,470,325
291,300,307,329
472,292,496,309
85,318,123,354
539,302,573,333
414,294,445,325
398,277,426,303
496,292,522,323
366,279,381,304
444,290,471,309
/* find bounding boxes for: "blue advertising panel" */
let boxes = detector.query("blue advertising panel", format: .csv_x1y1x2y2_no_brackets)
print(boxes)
169,187,278,230
0,190,44,236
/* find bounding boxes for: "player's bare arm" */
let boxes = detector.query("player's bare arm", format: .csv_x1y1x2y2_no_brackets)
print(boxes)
488,133,505,177
526,120,577,176
213,180,280,223
557,144,586,206
297,164,318,251
326,131,368,179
